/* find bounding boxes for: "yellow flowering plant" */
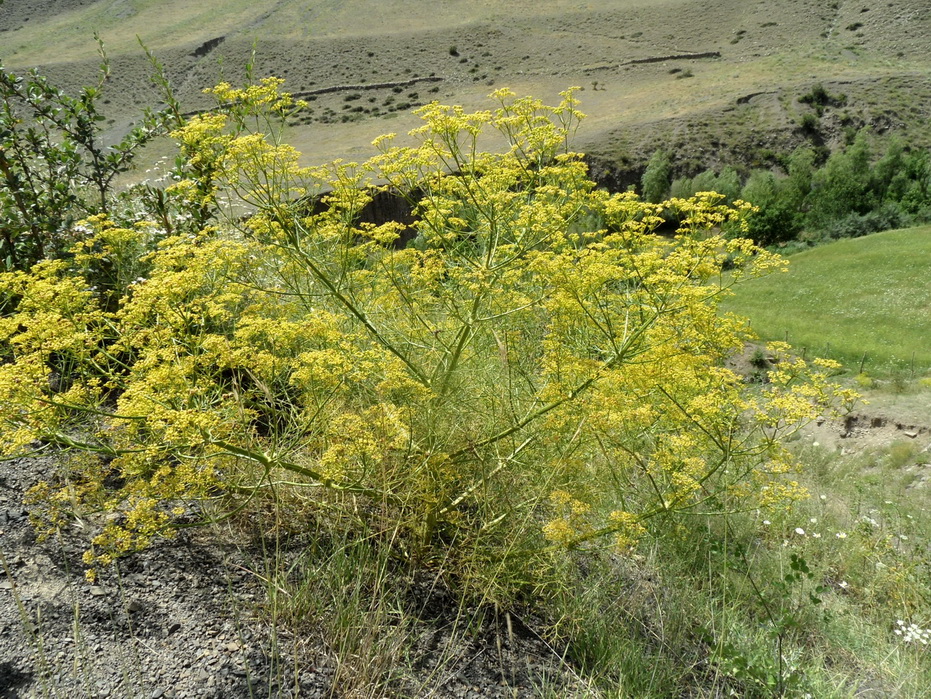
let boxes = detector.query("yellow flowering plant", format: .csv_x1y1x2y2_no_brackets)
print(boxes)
0,80,856,582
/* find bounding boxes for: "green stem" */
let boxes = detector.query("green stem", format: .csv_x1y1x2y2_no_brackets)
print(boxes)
289,220,431,388
205,437,398,502
448,308,658,460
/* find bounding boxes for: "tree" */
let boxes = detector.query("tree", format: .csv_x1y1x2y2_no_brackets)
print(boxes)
741,170,802,245
806,131,872,229
641,149,672,203
784,145,816,205
870,137,905,202
675,166,742,204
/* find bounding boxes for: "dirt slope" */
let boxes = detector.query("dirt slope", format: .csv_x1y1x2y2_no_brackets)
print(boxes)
2,0,930,178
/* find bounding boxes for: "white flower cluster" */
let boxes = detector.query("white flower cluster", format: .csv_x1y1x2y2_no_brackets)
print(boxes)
894,620,931,645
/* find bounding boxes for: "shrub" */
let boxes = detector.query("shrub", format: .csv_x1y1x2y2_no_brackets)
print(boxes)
0,83,854,598
798,112,819,133
799,84,829,108
0,42,168,270
740,170,802,245
821,201,910,239
641,149,672,203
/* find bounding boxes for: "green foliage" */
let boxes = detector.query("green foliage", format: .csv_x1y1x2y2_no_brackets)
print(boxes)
798,112,819,133
641,149,672,203
655,135,931,246
798,83,846,118
819,201,909,240
740,170,801,245
785,145,817,200
799,84,830,108
672,166,741,204
0,39,167,270
749,347,769,370
891,148,931,219
806,131,873,229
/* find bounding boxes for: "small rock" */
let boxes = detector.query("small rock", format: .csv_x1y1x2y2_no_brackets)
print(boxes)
0,579,13,590
224,641,241,653
903,430,919,438
127,599,144,613
89,586,107,596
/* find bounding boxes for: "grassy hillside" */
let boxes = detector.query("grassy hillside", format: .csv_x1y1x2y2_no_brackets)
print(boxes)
724,226,931,373
2,0,931,175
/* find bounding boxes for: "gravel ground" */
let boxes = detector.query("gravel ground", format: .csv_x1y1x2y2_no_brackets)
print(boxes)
0,454,585,698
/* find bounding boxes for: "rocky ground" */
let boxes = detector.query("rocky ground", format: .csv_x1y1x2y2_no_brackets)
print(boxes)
0,453,331,698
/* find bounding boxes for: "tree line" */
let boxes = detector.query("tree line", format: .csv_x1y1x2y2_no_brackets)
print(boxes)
641,133,931,246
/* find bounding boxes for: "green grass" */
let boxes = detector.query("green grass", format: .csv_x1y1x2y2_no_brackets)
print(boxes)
536,428,931,697
724,226,931,374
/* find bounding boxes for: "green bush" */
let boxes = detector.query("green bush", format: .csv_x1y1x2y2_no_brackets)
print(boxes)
0,41,169,271
641,149,672,203
740,170,802,245
805,131,872,230
821,201,910,239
